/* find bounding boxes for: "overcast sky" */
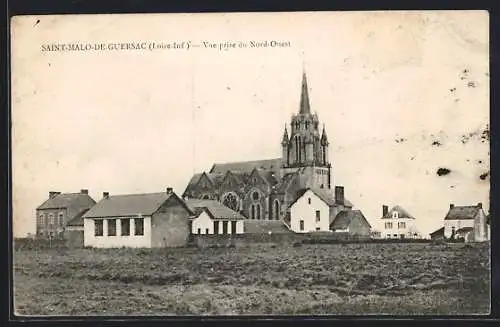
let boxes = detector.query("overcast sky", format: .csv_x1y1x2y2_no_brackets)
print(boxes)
12,11,489,237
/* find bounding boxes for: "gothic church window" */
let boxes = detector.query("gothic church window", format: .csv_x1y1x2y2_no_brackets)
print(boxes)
202,194,210,200
273,200,280,220
252,191,260,201
222,193,238,211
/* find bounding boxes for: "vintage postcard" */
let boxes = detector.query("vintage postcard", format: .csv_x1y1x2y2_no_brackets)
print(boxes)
11,11,490,316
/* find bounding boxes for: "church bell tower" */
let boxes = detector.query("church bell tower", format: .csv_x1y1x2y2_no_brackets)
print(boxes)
280,69,332,189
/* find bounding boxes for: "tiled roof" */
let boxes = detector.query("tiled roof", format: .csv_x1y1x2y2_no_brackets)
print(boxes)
289,187,353,208
330,210,371,230
430,226,444,236
210,158,282,174
185,199,245,220
243,220,292,234
82,192,184,218
65,209,90,227
444,206,481,220
381,205,415,219
37,193,96,210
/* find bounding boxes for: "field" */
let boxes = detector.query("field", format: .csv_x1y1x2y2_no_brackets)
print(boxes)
13,242,490,316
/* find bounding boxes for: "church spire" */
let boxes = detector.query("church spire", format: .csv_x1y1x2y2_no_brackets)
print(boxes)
299,69,311,115
281,125,289,145
321,124,329,145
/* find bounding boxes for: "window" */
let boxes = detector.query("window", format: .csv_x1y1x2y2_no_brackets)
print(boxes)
398,222,406,229
121,219,130,236
37,214,45,226
58,212,64,226
252,191,260,201
316,210,321,222
273,200,280,220
95,220,103,236
231,221,237,234
392,212,398,219
256,204,261,220
198,228,201,234
386,234,391,238
222,193,239,211
300,220,304,231
316,227,320,231
135,218,144,236
400,234,405,239
49,214,55,225
214,221,219,234
108,219,117,236
206,228,209,234
250,205,255,219
393,234,398,238
385,222,393,229
308,198,311,205
222,221,228,234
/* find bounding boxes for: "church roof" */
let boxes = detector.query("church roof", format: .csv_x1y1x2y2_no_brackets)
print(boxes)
209,158,282,174
381,205,415,219
330,210,371,230
185,199,245,220
299,70,311,115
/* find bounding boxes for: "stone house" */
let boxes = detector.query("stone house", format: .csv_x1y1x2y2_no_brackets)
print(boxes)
82,188,193,248
444,203,488,242
330,210,371,237
35,189,96,239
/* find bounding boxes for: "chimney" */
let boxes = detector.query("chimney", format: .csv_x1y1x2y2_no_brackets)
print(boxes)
477,202,482,209
335,186,344,205
49,191,60,199
450,203,455,210
103,192,109,199
166,187,173,195
382,205,388,217
80,189,88,194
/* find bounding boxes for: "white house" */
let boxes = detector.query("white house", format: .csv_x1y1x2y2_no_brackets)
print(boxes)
288,188,332,233
82,188,193,248
444,203,488,242
380,205,421,239
185,199,245,235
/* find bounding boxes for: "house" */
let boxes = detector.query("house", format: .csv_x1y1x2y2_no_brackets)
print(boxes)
330,210,371,237
287,188,334,233
429,227,445,240
185,199,245,235
82,188,193,248
380,205,420,239
36,189,96,239
444,203,488,242
64,209,90,247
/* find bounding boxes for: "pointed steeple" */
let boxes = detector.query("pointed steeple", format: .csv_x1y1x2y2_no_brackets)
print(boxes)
321,124,329,145
281,125,289,145
299,69,311,115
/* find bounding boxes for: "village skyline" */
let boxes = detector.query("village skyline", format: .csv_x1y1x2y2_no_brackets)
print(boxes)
12,11,489,238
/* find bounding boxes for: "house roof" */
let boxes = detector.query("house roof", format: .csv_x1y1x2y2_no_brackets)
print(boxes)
289,187,353,209
185,199,245,220
330,210,371,230
243,220,292,234
82,192,187,218
209,158,282,174
65,209,90,227
37,193,96,210
444,206,481,220
381,205,415,219
430,226,445,236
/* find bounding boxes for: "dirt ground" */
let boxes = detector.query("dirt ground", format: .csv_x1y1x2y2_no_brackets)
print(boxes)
13,242,490,316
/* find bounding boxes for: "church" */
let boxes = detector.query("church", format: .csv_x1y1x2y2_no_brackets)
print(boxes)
182,70,355,231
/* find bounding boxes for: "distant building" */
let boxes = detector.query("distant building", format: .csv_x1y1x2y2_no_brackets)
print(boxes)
370,230,382,239
444,203,488,242
429,227,445,240
182,70,355,228
287,188,334,233
185,199,245,235
82,188,193,248
330,210,371,237
35,189,96,239
380,205,420,239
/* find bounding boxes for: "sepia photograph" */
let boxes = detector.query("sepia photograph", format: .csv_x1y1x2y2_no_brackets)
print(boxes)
11,10,490,316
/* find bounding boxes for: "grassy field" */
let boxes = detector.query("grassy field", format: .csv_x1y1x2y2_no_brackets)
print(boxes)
13,242,490,316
